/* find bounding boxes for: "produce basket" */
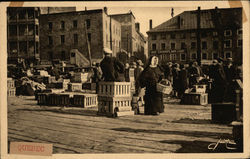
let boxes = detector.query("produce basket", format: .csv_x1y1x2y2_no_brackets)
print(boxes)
156,79,172,94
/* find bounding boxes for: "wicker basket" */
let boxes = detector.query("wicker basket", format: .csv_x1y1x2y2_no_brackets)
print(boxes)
156,79,172,94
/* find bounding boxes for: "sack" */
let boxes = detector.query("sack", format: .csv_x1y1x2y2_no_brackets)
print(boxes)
156,79,172,94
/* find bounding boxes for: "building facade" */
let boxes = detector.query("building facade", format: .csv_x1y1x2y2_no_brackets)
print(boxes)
39,8,121,64
147,7,242,65
7,7,40,64
111,12,146,64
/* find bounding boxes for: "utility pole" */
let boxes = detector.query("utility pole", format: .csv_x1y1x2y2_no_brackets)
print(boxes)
110,16,112,52
84,20,92,67
196,7,201,66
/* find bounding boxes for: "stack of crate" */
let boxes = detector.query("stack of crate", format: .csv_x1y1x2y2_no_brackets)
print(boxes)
72,93,98,108
181,84,208,105
97,82,134,117
7,78,16,97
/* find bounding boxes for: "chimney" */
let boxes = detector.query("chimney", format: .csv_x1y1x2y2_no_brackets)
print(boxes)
85,7,87,11
177,16,181,29
104,7,107,14
149,19,152,30
135,23,140,32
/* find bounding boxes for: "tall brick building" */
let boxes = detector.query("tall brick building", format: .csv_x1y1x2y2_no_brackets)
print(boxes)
39,8,121,64
147,7,242,65
111,12,146,63
7,7,40,64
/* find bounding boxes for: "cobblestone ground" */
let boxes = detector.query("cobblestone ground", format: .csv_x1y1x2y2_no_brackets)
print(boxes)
7,96,239,153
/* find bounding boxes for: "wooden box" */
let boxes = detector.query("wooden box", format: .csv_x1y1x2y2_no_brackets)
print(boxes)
212,103,236,124
98,96,132,116
181,93,208,105
72,72,88,83
73,93,98,108
7,87,16,97
82,82,96,90
98,82,131,97
68,83,82,92
193,84,206,93
37,93,48,105
7,78,15,89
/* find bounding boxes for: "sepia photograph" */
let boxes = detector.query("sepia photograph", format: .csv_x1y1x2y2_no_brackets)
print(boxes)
1,1,249,159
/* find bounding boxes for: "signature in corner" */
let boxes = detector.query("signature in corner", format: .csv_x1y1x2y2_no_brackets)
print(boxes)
208,138,237,150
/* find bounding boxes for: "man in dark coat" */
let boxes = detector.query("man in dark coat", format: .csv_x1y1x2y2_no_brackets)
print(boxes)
212,57,227,102
223,58,237,102
100,48,124,82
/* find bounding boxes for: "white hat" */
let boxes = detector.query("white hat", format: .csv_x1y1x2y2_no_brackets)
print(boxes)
103,47,112,54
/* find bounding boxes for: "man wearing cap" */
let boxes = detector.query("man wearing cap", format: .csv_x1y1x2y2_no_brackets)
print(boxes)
100,48,124,82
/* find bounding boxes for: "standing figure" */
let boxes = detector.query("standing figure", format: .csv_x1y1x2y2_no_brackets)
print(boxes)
100,48,124,82
138,56,164,115
178,64,188,98
172,63,180,97
223,58,237,102
124,63,130,82
212,58,227,102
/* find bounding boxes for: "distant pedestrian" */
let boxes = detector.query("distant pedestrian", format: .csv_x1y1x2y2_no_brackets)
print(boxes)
178,64,188,98
172,63,180,97
124,63,130,82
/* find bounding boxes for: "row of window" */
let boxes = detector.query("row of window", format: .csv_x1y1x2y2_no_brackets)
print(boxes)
9,41,39,54
159,52,232,61
47,51,67,61
48,33,91,45
8,9,39,20
151,29,242,40
9,24,39,36
151,39,242,50
48,19,91,30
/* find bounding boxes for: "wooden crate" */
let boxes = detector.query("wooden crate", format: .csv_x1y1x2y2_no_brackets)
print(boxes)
181,93,208,105
37,93,48,105
73,93,98,108
98,96,132,116
193,84,206,93
7,78,15,89
72,72,88,83
212,103,236,124
7,87,16,97
82,82,96,90
68,83,82,92
98,82,131,97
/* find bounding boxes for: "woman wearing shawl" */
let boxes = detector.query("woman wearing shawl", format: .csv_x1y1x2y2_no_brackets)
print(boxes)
138,56,164,115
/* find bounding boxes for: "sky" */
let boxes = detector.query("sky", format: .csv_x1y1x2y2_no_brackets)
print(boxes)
76,1,231,37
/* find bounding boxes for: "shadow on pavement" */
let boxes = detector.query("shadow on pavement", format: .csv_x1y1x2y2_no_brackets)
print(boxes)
111,127,232,139
159,139,242,153
16,108,99,117
171,118,213,124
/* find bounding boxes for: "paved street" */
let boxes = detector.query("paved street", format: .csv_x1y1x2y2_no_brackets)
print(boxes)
7,96,237,153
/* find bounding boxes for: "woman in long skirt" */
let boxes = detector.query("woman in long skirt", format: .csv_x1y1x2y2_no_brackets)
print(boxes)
138,56,164,115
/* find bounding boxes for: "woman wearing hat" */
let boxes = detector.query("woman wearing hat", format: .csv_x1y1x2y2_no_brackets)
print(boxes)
137,56,164,115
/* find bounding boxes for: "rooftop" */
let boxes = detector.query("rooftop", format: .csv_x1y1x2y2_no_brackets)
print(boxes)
147,7,242,34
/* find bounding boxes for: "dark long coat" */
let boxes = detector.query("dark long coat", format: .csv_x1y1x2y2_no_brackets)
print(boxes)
138,66,164,115
100,56,124,82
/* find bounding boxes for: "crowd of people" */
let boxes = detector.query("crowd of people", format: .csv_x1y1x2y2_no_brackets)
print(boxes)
9,48,242,116
99,48,242,116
